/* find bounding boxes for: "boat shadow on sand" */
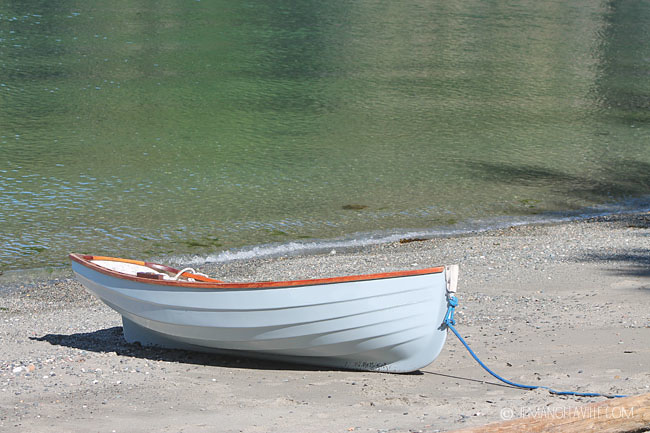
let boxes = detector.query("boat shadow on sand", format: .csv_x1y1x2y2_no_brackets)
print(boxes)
30,329,514,388
31,328,516,388
32,327,442,375
31,326,345,372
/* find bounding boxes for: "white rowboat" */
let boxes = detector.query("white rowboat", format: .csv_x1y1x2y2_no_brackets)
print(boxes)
70,253,458,372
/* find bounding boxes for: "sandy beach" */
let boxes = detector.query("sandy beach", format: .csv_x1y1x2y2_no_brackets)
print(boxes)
1,213,649,433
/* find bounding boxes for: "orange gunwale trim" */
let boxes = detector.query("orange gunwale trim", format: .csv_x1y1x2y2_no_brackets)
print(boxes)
69,253,445,290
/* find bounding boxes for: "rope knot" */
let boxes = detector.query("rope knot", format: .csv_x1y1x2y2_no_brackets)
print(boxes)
443,295,458,326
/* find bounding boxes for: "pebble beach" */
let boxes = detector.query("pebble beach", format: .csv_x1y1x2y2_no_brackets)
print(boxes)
1,213,649,432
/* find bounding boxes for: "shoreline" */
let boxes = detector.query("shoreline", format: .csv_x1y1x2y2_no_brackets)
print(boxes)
1,212,648,432
3,204,650,280
3,198,650,276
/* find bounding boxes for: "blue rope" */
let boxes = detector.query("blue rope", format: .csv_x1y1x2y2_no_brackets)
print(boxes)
443,295,627,398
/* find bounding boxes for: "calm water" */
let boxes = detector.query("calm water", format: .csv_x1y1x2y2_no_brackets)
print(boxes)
1,0,649,271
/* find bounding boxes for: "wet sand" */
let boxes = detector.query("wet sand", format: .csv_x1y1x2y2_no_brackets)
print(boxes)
1,213,649,432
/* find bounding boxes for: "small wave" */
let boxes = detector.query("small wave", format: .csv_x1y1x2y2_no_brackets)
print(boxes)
169,198,650,267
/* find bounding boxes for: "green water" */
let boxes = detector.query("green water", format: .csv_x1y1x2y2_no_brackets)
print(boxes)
1,0,649,271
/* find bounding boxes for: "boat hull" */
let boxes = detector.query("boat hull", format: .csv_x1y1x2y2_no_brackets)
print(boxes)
70,255,452,372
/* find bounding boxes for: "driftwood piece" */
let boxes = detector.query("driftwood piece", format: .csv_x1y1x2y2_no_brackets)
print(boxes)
449,393,650,433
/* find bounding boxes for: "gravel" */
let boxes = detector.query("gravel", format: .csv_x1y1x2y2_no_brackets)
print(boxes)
1,212,648,432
